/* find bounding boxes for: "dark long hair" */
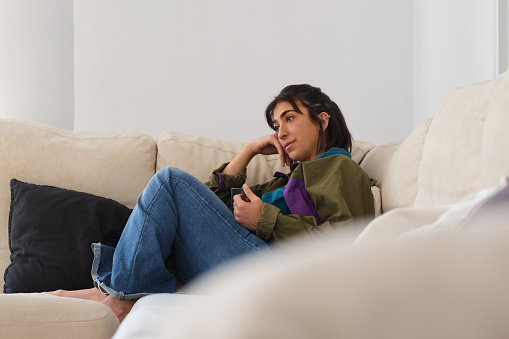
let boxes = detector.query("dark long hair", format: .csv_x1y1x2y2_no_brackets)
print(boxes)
265,84,352,153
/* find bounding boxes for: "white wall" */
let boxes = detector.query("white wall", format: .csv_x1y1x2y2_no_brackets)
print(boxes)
413,0,496,127
1,1,501,145
0,0,74,130
73,0,413,145
498,0,508,74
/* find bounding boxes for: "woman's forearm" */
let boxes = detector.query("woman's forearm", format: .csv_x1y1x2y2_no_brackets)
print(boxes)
222,134,288,175
221,144,256,175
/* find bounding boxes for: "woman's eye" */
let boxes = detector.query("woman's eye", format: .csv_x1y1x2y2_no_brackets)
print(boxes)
274,125,280,131
286,116,294,122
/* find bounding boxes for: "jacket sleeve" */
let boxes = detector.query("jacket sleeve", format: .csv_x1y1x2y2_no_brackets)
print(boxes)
256,203,344,241
204,162,286,209
204,163,247,207
255,203,354,242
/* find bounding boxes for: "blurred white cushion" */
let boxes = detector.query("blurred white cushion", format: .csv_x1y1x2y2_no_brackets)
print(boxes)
113,294,207,339
401,176,509,238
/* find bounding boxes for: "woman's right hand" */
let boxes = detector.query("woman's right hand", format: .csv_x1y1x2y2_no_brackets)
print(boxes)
221,133,290,175
247,134,290,167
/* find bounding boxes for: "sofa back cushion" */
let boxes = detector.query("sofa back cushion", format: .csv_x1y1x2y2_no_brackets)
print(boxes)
0,119,157,289
413,76,501,207
156,131,375,185
156,131,283,186
362,72,509,212
361,119,431,213
480,72,509,189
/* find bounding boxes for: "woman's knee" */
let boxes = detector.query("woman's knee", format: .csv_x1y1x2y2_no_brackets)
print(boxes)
155,166,196,184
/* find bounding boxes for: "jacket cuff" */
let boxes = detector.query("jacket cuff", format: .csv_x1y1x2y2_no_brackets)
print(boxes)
207,163,247,190
256,203,280,240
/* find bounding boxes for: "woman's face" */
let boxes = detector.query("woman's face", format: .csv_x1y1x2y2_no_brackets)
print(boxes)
272,100,328,162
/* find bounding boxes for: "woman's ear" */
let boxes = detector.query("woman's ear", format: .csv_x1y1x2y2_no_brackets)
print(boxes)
319,112,330,131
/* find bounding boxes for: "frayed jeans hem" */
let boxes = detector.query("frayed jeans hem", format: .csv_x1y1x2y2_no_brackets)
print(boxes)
91,242,150,301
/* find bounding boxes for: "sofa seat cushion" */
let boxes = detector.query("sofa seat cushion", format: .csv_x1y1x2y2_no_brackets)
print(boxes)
0,294,118,339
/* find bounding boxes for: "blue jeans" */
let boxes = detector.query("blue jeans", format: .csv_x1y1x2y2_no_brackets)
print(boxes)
91,167,271,299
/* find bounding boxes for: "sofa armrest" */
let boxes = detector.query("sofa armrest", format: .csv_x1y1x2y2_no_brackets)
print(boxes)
360,140,403,213
0,294,118,338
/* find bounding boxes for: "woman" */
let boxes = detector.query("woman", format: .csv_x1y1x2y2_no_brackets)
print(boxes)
49,84,375,321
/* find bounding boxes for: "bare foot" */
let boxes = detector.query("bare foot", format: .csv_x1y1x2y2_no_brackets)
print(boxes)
43,287,136,323
43,287,107,303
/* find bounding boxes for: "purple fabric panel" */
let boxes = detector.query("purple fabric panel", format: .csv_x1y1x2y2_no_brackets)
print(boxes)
215,172,226,190
283,179,322,225
274,171,290,179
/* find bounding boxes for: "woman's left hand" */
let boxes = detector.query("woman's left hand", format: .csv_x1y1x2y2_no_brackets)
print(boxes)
233,184,262,231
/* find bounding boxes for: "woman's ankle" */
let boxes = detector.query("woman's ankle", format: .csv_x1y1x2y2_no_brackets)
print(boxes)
101,295,137,323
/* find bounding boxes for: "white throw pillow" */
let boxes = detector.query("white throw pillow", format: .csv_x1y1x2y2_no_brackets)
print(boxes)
400,176,509,239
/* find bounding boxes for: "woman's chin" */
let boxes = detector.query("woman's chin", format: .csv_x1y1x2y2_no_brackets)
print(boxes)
286,152,299,162
290,155,305,162
287,150,315,163
291,154,316,163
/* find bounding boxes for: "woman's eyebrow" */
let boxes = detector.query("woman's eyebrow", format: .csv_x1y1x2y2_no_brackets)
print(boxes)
273,110,296,123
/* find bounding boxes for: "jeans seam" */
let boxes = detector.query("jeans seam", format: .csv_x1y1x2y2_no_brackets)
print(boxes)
122,171,173,294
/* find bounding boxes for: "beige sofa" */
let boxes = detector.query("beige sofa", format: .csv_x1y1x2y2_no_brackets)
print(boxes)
0,113,376,337
0,71,507,338
111,73,509,339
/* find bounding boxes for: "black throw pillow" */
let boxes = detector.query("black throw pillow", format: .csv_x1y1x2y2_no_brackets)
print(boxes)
4,179,132,293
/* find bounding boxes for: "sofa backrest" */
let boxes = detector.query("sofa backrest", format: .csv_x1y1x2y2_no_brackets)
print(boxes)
0,119,157,289
362,71,509,212
156,131,376,186
156,131,284,186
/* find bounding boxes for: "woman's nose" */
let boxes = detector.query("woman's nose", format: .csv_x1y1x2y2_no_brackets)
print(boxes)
278,125,287,139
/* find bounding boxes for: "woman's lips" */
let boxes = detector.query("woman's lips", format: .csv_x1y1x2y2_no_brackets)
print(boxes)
284,142,294,150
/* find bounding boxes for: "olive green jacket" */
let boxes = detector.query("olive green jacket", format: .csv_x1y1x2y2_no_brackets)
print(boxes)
206,155,375,243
